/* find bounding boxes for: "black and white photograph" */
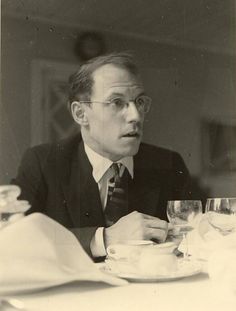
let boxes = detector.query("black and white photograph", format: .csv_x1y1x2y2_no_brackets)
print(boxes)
0,1,236,310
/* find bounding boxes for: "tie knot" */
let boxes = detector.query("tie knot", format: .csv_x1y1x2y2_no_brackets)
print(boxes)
112,163,121,175
110,163,122,183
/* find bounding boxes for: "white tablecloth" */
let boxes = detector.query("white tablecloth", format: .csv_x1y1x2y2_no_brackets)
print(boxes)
5,272,236,311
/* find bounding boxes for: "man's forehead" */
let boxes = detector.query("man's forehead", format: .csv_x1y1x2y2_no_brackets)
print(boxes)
93,64,140,82
92,64,143,92
105,82,143,88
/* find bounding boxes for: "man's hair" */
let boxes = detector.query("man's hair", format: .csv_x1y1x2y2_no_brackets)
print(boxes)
68,52,139,105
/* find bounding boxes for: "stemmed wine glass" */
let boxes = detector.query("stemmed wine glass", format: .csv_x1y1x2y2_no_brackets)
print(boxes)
205,198,236,235
167,200,203,258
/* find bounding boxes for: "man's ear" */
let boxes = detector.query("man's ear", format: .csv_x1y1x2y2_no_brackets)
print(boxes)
71,101,88,126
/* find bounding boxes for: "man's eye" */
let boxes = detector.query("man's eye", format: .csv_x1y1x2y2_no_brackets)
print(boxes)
135,96,145,106
110,98,125,107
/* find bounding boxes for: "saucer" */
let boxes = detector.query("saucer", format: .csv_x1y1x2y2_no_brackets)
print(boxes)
102,258,202,282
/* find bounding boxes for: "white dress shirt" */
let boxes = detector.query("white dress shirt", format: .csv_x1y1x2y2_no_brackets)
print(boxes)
84,144,134,257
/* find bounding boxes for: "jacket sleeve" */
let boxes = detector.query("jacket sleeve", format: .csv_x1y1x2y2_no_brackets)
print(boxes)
11,148,103,261
70,227,105,262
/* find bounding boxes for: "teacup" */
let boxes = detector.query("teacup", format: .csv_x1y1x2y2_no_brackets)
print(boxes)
107,240,154,261
106,241,177,276
138,242,177,275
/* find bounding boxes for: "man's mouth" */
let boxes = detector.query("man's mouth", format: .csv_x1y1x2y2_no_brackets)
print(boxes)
122,131,140,138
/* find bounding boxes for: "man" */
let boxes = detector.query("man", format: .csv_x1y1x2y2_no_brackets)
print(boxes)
12,52,191,260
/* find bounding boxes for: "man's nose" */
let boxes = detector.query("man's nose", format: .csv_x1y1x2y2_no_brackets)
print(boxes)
125,101,142,122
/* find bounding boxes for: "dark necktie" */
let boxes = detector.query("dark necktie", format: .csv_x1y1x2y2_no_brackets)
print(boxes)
104,163,129,226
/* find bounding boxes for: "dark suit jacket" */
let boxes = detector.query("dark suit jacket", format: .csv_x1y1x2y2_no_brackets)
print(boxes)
12,134,191,258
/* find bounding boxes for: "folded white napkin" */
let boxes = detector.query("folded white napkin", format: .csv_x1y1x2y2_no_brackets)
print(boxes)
179,214,236,259
179,213,236,294
0,213,127,294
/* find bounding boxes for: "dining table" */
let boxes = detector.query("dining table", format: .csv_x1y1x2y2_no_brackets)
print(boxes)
4,266,236,311
1,204,236,311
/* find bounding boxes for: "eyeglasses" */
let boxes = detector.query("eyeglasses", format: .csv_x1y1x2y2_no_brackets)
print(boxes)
80,94,152,114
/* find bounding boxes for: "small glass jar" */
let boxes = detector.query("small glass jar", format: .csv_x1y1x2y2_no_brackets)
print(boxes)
0,185,30,229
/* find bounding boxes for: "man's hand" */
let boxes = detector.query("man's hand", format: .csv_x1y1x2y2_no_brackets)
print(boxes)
104,211,168,248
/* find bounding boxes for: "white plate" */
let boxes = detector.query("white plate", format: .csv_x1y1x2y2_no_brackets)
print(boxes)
124,240,155,245
101,259,202,282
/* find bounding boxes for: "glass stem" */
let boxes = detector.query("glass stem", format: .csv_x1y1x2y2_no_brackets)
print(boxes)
183,233,188,259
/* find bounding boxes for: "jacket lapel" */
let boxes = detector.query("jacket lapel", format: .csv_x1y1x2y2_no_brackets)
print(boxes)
76,142,105,227
128,152,162,218
56,135,105,227
55,135,78,220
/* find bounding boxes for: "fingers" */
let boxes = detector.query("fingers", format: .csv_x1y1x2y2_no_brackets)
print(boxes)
140,213,168,242
145,227,168,242
141,213,168,231
144,217,168,230
106,211,170,246
130,211,169,238
142,213,159,220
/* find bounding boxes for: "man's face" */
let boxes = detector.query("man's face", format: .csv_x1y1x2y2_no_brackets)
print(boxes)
83,64,145,161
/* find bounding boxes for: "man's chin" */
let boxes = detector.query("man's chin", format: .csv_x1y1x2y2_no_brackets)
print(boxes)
103,139,141,161
119,142,141,157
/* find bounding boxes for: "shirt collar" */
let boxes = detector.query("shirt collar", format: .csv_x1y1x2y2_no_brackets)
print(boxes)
84,143,134,182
